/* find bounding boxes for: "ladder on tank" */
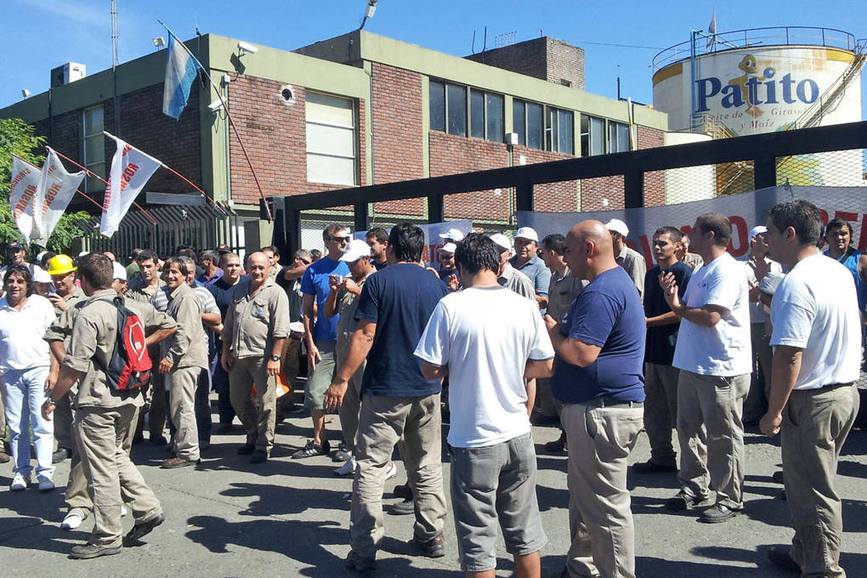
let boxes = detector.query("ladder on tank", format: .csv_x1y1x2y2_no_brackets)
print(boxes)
788,44,866,131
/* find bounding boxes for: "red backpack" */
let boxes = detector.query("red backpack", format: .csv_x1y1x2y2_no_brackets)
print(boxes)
102,296,152,392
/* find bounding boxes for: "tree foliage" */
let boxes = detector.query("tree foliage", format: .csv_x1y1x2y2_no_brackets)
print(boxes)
0,118,90,253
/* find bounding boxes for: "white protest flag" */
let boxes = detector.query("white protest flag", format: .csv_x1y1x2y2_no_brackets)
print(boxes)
9,156,41,244
30,148,85,245
99,132,160,237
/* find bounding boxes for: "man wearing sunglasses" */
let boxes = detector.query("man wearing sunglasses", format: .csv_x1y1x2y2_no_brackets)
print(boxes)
295,224,351,459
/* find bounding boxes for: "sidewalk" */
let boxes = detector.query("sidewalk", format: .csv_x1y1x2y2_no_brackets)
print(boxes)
0,397,864,577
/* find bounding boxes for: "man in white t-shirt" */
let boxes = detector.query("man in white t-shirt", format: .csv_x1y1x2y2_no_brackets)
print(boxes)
761,200,861,577
660,213,752,523
415,233,554,578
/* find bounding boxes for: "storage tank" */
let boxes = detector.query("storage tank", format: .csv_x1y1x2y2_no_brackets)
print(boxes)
652,27,864,188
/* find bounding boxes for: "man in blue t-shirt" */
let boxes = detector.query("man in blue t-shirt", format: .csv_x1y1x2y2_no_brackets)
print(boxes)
294,224,351,459
635,226,692,474
545,220,646,578
323,223,449,571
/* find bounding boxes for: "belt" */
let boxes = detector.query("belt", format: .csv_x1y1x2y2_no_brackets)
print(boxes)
583,397,643,409
794,382,855,394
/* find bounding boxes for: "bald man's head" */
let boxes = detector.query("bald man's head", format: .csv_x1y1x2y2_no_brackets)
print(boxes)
246,251,271,286
565,220,618,280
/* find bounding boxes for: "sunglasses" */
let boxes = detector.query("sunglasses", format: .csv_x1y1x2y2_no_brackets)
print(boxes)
298,258,311,265
328,236,351,244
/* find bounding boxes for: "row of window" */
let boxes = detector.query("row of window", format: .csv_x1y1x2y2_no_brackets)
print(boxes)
430,80,629,156
80,84,631,194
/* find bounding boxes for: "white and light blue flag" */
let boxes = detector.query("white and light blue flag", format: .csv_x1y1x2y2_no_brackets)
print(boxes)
162,33,200,119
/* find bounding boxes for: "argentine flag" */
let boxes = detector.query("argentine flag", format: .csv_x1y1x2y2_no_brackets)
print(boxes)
162,33,200,119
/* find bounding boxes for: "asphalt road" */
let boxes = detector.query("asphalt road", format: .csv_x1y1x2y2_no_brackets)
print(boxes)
1,391,865,577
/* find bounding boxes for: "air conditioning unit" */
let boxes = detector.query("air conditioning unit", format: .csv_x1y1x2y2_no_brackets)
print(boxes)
50,63,86,88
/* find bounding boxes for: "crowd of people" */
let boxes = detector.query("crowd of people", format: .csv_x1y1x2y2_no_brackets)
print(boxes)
0,199,862,577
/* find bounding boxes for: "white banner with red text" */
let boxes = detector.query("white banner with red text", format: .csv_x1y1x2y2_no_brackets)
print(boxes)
518,186,867,265
9,156,41,244
31,147,86,245
100,132,161,237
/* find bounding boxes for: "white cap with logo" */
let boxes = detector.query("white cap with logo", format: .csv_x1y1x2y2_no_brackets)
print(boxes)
514,226,539,243
440,242,457,255
489,233,512,253
438,228,465,242
112,261,127,281
340,239,372,262
605,218,629,238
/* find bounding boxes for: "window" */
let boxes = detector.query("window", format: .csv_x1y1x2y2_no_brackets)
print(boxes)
446,84,467,137
581,115,606,156
82,106,105,193
429,81,445,132
515,99,573,153
306,92,357,186
609,121,630,153
546,107,574,154
430,81,503,142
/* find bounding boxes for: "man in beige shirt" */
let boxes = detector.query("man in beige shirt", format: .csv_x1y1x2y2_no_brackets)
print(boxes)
42,254,166,559
45,254,88,463
159,257,207,469
221,252,290,464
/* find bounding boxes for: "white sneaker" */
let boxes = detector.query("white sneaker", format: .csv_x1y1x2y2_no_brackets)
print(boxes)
384,461,397,481
38,476,55,492
10,473,30,491
333,457,357,476
61,508,86,530
121,504,128,517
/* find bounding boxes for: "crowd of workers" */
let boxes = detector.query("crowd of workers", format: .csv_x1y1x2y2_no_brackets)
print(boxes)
0,198,862,577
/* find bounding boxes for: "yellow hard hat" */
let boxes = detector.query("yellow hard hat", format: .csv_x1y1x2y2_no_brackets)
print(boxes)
47,254,76,276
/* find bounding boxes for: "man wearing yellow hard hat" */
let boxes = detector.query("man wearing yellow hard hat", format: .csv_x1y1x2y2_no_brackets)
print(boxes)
45,254,87,465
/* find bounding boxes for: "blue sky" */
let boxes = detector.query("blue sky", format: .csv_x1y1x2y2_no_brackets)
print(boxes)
1,0,865,116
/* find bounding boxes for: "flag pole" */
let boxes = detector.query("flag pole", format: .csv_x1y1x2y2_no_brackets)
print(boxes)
50,148,159,225
158,20,273,222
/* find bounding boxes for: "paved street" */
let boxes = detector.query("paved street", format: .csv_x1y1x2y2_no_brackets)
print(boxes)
1,390,865,577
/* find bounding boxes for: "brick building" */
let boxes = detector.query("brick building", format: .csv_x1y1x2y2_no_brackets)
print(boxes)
1,30,669,254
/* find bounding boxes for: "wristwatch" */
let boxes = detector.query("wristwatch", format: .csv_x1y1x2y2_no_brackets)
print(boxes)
270,354,281,361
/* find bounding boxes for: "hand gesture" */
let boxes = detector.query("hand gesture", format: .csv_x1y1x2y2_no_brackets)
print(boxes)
324,380,348,411
659,271,681,311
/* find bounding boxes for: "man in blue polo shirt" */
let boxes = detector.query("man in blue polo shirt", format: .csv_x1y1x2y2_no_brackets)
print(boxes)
324,223,449,573
545,220,645,578
295,224,351,459
510,226,551,310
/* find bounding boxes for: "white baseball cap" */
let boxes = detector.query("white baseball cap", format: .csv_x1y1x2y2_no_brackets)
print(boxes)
340,239,372,262
32,266,52,284
514,227,539,243
489,233,512,253
749,225,767,242
440,242,457,255
759,271,785,295
605,218,629,238
438,228,465,242
112,261,127,281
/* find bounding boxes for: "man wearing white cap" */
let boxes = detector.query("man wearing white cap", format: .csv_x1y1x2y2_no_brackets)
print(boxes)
438,228,465,244
742,225,782,424
490,233,535,300
324,240,375,476
437,242,459,291
510,227,551,309
605,219,646,300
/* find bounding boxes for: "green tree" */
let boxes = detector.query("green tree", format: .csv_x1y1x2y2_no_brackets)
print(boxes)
0,118,90,253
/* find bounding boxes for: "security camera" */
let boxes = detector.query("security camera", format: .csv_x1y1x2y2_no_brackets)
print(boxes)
208,100,224,112
238,41,258,55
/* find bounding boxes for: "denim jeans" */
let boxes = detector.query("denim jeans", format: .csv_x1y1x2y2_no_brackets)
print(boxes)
1,366,55,481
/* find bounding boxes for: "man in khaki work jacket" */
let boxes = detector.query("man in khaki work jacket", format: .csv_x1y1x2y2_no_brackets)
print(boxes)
42,254,165,559
221,252,290,464
160,257,207,469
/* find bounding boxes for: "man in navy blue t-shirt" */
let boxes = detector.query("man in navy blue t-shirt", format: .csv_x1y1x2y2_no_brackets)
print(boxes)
324,223,448,570
545,220,645,578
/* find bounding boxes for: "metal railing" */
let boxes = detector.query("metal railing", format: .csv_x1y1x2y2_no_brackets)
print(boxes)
652,26,857,72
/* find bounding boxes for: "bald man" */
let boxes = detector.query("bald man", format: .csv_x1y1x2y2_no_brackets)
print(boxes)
544,221,646,578
221,252,290,464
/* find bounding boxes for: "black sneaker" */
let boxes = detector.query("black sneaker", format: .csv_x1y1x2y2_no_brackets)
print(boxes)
291,439,331,459
544,433,567,453
700,503,740,524
632,459,677,474
123,512,165,546
332,442,352,463
69,543,122,559
345,550,375,574
411,534,445,558
393,484,413,501
52,447,71,463
665,490,707,511
767,547,800,573
388,499,414,516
